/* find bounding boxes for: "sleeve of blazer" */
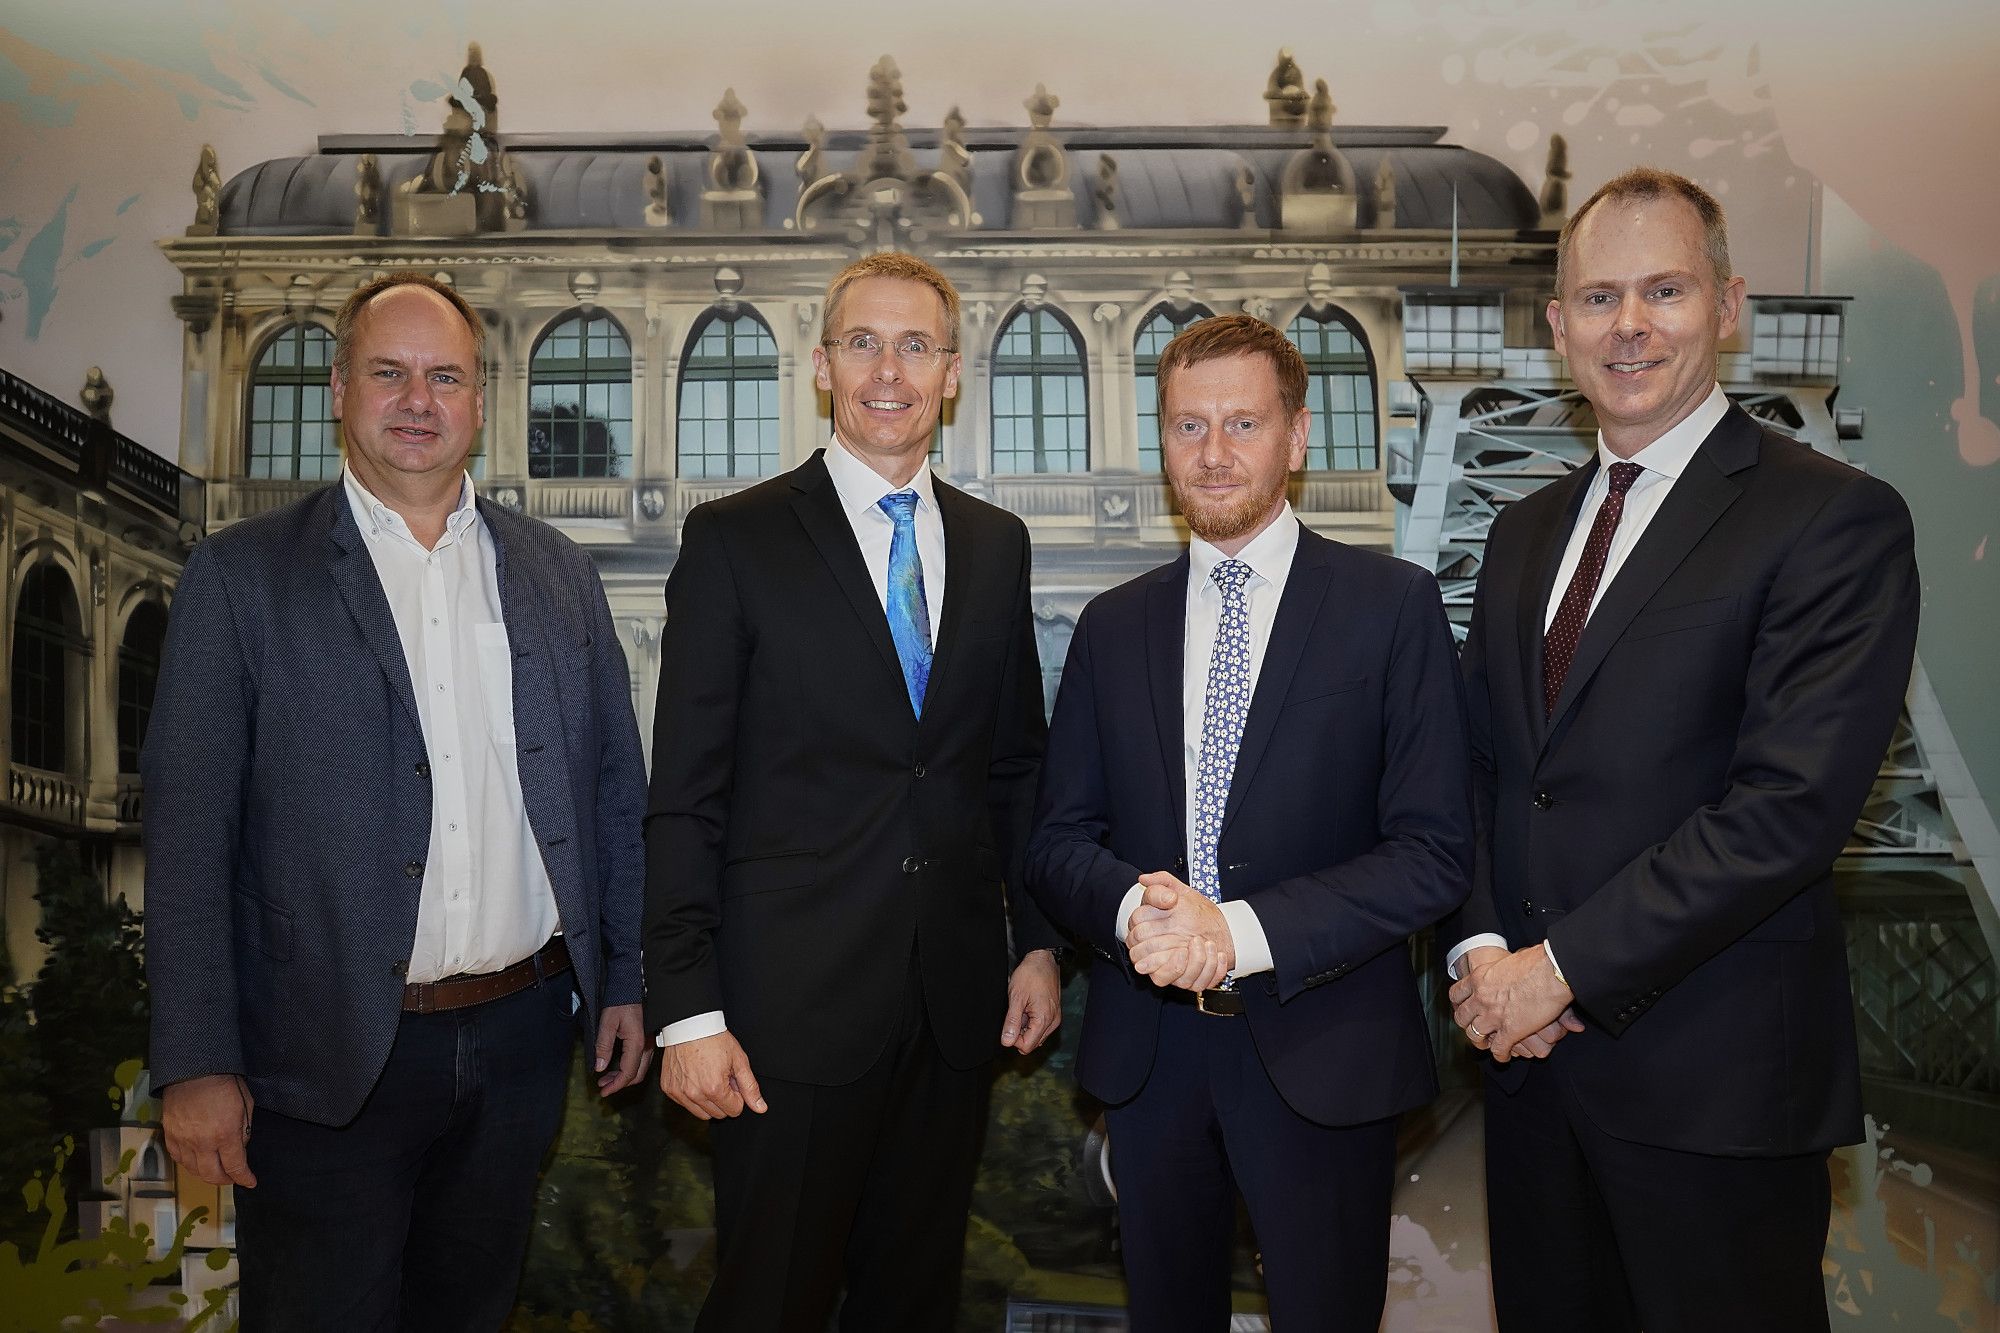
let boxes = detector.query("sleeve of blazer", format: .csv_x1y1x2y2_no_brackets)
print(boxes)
1550,474,1919,1034
988,517,1059,958
581,552,648,1009
641,503,750,1035
1246,566,1476,1002
1437,531,1505,949
141,540,254,1089
1024,605,1148,971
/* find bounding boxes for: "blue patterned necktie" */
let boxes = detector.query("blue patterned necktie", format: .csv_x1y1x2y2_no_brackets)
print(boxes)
1191,558,1255,907
877,490,933,716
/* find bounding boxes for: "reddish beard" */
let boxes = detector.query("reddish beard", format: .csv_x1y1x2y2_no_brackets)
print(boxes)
1174,467,1288,545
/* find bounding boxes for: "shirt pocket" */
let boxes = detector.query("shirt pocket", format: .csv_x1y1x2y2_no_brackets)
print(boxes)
474,621,517,745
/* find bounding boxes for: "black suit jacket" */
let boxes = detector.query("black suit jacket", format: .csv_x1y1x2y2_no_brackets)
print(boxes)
642,451,1057,1085
1445,404,1919,1156
1026,525,1473,1127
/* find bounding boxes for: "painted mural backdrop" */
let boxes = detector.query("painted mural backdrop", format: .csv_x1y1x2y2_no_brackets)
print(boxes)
0,4,1995,1330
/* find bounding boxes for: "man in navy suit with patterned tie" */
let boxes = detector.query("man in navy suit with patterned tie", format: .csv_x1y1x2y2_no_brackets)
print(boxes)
643,253,1065,1331
1027,315,1473,1331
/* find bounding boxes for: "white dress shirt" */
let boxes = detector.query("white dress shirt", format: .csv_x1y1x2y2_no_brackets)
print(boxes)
1112,505,1303,977
658,437,948,1047
1446,383,1730,983
342,468,559,984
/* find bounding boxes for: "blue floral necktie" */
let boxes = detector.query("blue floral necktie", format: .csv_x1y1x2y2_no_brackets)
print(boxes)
1191,558,1254,905
877,490,932,716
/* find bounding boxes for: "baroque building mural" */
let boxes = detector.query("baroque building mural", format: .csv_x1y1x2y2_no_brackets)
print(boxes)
0,37,1992,1331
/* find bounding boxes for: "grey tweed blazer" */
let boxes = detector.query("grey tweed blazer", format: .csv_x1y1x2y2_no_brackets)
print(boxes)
143,484,646,1126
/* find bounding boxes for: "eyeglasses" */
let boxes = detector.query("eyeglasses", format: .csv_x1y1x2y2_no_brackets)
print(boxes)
821,332,958,369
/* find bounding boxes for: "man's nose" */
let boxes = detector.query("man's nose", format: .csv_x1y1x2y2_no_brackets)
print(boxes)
1615,299,1650,340
1196,423,1231,466
397,374,437,413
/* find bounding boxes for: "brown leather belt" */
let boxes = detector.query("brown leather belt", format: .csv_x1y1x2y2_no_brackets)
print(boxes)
402,936,571,1014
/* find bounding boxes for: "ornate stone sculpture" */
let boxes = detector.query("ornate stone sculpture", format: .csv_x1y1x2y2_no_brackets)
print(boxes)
1540,133,1572,229
644,154,672,227
1280,78,1358,233
795,56,976,243
1373,154,1398,228
354,153,381,233
702,89,763,230
1012,83,1074,230
189,144,221,236
1264,49,1310,127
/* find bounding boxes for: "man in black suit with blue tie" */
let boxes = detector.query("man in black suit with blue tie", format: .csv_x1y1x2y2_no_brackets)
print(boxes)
1027,314,1473,1331
644,253,1064,1331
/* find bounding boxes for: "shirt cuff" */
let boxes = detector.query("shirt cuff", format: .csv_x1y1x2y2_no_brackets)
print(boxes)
1445,933,1509,981
1543,938,1568,987
1115,883,1146,945
1216,899,1273,975
655,1010,727,1048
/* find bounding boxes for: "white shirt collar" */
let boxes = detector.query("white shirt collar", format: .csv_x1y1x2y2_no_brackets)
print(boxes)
823,435,938,520
1190,501,1300,594
343,466,479,545
1597,382,1729,481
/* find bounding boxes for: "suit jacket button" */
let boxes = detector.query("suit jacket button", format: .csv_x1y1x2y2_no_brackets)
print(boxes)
391,960,408,977
901,856,921,874
1173,856,1187,873
1533,792,1555,811
404,860,424,879
1521,897,1534,915
415,761,430,778
912,762,926,778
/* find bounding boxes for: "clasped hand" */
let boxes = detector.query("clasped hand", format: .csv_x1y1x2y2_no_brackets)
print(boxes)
1125,872,1234,991
1447,944,1583,1063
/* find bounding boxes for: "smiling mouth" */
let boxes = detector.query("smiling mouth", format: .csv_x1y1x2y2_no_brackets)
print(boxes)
391,425,438,440
862,400,912,412
1607,360,1664,374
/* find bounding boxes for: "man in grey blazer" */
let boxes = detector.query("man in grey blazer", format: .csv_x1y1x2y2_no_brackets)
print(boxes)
144,272,651,1331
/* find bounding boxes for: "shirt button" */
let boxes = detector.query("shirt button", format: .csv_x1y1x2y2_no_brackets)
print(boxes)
902,856,921,874
913,763,926,779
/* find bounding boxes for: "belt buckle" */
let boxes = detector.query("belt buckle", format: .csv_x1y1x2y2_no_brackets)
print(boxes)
1196,989,1223,1017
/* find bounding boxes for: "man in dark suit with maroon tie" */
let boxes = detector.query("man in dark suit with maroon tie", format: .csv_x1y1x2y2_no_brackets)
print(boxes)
1444,167,1920,1331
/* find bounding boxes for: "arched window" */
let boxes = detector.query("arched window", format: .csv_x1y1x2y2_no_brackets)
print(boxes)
246,324,339,481
677,309,780,480
135,1140,167,1183
1286,309,1378,471
1134,304,1213,471
11,564,78,773
529,313,633,479
117,602,167,775
991,308,1088,474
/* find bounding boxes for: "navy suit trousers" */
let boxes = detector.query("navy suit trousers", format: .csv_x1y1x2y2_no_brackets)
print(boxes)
235,975,575,1332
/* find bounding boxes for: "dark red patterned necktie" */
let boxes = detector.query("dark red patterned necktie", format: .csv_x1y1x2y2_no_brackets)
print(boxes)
1542,461,1643,716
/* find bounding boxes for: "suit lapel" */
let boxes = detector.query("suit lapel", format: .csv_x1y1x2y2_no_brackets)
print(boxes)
324,487,423,735
1220,527,1331,838
1146,558,1190,843
788,452,907,700
1541,408,1755,746
1515,461,1595,750
919,480,977,725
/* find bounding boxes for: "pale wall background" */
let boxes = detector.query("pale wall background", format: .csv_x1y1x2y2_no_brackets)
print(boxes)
2,0,1995,813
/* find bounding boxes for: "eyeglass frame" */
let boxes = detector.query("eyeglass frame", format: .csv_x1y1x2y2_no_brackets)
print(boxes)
819,332,960,369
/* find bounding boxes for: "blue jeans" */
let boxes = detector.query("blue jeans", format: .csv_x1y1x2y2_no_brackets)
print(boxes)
235,975,575,1332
